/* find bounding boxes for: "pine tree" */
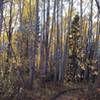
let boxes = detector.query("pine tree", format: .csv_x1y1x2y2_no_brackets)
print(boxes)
67,14,81,81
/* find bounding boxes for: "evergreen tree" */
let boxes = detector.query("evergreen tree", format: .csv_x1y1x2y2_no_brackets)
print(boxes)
67,14,81,81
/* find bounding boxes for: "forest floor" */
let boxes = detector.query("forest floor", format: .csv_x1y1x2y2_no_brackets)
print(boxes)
20,81,100,100
6,80,100,100
0,76,100,100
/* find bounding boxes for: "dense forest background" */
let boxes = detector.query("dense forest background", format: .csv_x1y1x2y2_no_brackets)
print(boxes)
0,0,100,100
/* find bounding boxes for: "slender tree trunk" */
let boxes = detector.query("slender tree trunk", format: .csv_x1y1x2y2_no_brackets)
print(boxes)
0,0,3,78
55,0,60,81
59,0,64,81
15,0,25,85
19,0,23,31
78,0,83,78
40,0,45,76
49,0,56,72
96,10,100,72
29,0,40,88
7,1,13,62
0,0,3,36
85,0,93,80
28,0,34,88
95,0,100,13
80,0,83,46
62,0,73,81
43,0,50,76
